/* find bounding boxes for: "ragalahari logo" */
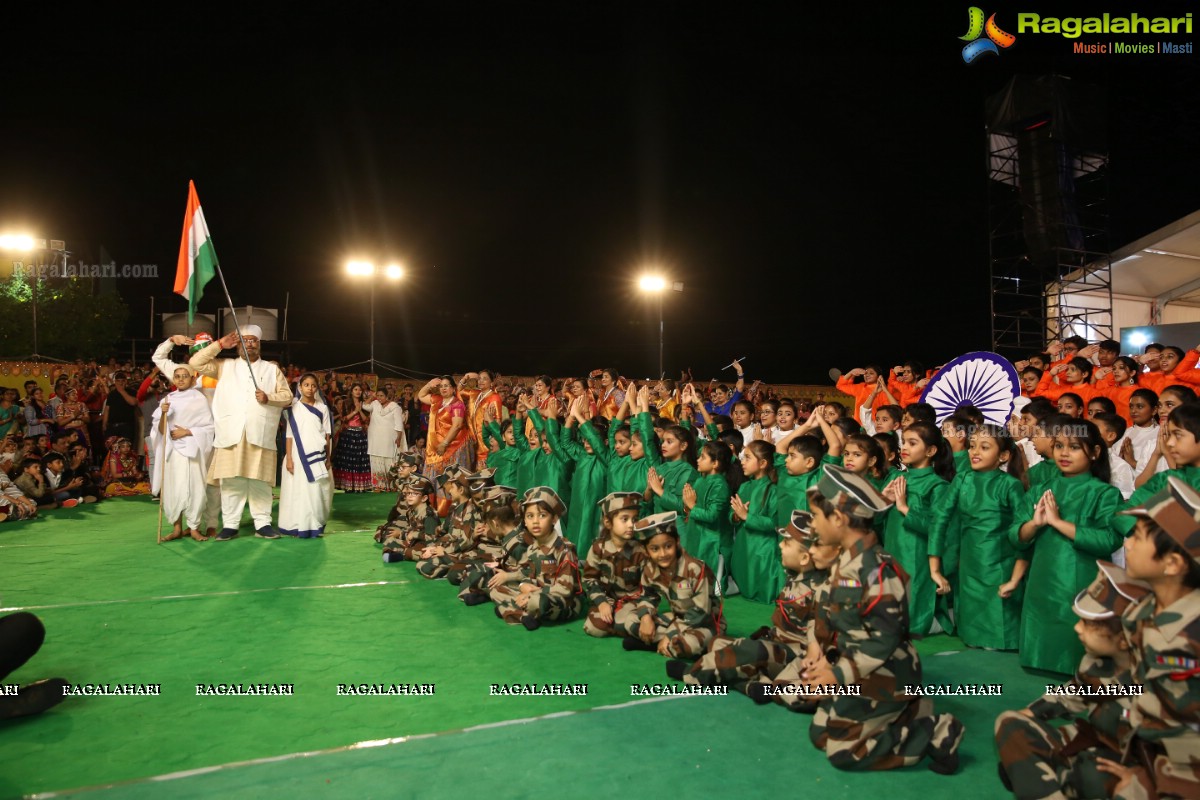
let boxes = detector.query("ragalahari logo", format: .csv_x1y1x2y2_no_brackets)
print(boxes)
960,7,1016,62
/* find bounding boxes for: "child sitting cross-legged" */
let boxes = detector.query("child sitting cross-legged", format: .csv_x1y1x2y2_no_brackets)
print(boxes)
582,491,645,638
615,511,723,659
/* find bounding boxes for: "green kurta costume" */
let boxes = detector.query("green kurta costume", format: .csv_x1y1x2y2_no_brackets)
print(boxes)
1026,458,1059,494
929,468,1027,650
773,453,835,527
730,475,782,604
1012,471,1123,675
683,472,733,578
482,422,520,490
1112,463,1200,535
880,465,949,636
509,414,541,496
555,420,608,556
526,410,573,524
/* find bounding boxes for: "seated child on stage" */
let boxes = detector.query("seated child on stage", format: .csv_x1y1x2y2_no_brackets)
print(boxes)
616,511,723,658
415,465,481,579
677,510,830,701
488,487,582,629
801,464,965,774
995,561,1142,799
375,452,419,542
381,475,439,562
582,491,645,637
458,486,532,604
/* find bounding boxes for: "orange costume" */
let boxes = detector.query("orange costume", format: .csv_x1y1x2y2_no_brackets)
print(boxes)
836,375,888,423
461,387,504,470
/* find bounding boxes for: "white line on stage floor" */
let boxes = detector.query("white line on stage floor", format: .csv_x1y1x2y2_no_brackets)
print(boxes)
0,580,411,613
26,694,689,799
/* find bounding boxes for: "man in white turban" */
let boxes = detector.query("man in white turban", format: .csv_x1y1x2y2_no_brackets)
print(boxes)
189,324,292,540
150,365,215,541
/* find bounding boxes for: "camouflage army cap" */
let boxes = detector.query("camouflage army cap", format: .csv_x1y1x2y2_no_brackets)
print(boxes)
597,491,642,517
1120,475,1200,561
521,486,567,518
632,511,680,542
436,464,474,488
400,475,435,496
1074,561,1151,620
806,463,893,520
778,509,820,548
467,469,496,495
478,485,517,510
396,452,420,468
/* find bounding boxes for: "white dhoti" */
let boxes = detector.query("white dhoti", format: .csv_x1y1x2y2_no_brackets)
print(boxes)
150,387,215,532
365,400,406,490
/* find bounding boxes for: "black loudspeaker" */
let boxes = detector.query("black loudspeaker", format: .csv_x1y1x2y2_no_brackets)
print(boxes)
1017,122,1083,261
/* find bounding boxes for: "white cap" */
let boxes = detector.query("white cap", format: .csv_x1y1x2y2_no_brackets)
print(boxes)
239,324,264,340
1012,396,1031,415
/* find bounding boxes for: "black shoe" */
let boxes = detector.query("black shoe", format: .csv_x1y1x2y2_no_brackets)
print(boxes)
622,638,655,652
997,764,1012,792
746,682,773,705
255,526,280,539
0,678,69,720
382,551,404,563
215,528,239,541
521,615,541,631
665,660,688,681
928,751,960,775
494,606,504,619
461,593,488,606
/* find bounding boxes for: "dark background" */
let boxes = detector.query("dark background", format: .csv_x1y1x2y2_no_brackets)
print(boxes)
1,2,1197,382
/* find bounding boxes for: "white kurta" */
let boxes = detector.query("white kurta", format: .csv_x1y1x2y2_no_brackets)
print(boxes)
150,387,216,530
279,399,333,538
364,399,406,477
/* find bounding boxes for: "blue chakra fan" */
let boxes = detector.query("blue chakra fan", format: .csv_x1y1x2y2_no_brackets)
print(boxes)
919,351,1020,426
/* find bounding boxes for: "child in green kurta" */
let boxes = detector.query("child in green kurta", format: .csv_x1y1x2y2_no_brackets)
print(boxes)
929,425,1029,650
1014,420,1124,675
682,440,734,586
482,408,519,490
557,394,610,556
731,439,782,603
509,404,543,497
773,405,844,527
645,422,699,518
1113,403,1200,531
523,403,572,526
880,422,954,636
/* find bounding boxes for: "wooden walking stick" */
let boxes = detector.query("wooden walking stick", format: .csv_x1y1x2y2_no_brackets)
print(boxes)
155,399,169,544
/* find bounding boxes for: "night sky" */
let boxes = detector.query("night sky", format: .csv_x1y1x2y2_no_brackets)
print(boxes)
2,2,1197,383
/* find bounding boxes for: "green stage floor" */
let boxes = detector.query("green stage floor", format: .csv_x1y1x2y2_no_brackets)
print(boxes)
0,495,1043,799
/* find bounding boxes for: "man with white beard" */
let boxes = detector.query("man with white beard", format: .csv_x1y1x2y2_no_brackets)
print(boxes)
151,366,215,542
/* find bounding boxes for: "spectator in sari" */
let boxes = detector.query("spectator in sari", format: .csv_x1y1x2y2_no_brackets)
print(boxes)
55,387,91,449
0,388,20,440
459,370,504,470
417,376,471,489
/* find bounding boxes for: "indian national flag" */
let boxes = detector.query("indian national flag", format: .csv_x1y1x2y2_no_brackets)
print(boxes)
174,180,218,323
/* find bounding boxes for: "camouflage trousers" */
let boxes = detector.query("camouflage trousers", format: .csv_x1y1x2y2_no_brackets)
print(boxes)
456,560,498,602
810,694,964,771
684,634,805,697
582,597,639,638
613,605,717,658
994,711,1118,799
489,584,581,625
415,553,475,580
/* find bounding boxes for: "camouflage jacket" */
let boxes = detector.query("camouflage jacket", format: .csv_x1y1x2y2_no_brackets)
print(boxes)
514,535,582,615
498,525,534,570
1118,588,1200,800
1027,651,1137,753
438,500,481,555
628,553,718,631
404,503,440,545
583,534,646,609
770,567,828,645
807,536,920,699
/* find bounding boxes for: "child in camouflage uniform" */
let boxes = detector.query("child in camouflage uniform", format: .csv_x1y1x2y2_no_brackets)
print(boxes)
616,511,723,658
582,491,645,637
457,486,527,602
381,475,439,563
675,510,833,702
488,487,582,630
415,466,481,579
801,464,964,774
995,560,1143,799
375,452,420,543
1094,476,1200,800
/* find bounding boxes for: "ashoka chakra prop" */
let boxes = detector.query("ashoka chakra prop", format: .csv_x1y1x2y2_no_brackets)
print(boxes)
919,351,1020,426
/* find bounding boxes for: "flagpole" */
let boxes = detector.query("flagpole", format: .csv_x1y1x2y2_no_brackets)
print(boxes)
210,255,260,391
